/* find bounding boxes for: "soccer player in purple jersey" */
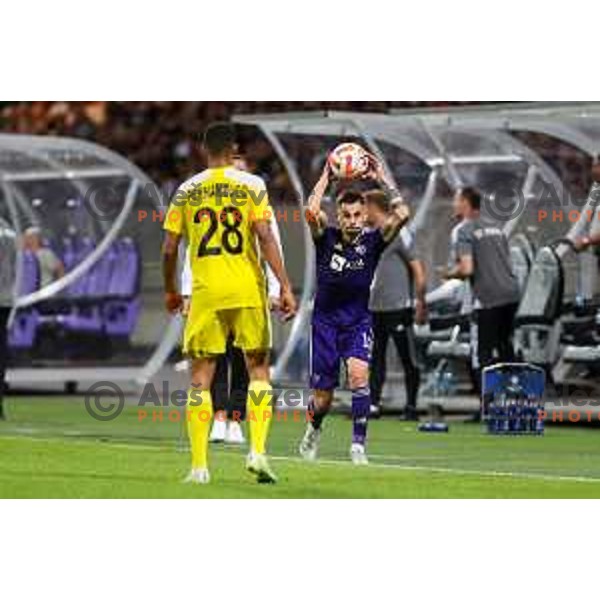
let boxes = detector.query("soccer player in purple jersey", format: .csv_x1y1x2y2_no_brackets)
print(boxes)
299,155,411,465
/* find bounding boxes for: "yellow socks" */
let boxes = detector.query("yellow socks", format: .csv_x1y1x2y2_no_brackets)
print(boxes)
247,381,274,456
186,382,272,469
186,389,213,470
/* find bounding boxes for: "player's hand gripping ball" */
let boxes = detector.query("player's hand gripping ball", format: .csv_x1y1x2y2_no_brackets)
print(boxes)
328,143,370,181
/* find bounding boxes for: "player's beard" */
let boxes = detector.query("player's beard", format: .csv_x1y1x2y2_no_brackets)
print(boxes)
343,227,362,242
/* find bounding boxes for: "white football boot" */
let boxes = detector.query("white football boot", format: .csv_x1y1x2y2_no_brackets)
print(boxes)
174,359,190,373
225,421,245,445
299,423,321,462
183,469,211,485
246,452,277,484
209,418,227,443
350,443,369,466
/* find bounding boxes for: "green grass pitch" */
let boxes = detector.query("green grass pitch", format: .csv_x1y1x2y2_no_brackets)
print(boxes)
1,396,600,498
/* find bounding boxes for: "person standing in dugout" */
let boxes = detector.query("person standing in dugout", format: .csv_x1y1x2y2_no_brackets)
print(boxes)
367,191,427,421
446,187,521,395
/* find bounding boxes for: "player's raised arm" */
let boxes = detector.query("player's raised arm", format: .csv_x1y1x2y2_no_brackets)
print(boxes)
365,154,411,243
304,162,330,239
253,219,298,321
381,198,411,244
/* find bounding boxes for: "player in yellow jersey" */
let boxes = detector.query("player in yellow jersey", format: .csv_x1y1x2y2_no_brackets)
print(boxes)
162,123,297,485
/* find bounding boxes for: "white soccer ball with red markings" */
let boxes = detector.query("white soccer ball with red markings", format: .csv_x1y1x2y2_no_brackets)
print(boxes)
328,143,370,180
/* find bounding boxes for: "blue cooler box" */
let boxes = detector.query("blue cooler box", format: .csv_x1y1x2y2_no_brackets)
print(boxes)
482,363,546,436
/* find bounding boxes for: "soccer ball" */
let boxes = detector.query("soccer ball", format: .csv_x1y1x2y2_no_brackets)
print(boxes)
328,143,370,180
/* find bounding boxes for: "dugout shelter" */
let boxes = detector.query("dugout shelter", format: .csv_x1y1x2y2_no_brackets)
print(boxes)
5,103,600,392
0,134,176,391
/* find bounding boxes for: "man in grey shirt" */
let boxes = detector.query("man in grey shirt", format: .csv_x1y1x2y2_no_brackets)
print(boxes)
367,190,427,421
447,187,520,382
0,217,17,420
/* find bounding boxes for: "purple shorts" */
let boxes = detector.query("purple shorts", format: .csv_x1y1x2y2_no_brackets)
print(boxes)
310,317,373,390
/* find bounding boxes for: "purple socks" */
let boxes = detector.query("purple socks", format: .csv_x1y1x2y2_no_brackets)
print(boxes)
352,386,370,446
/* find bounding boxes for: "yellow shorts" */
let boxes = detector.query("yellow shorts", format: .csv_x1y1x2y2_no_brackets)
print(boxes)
183,302,271,358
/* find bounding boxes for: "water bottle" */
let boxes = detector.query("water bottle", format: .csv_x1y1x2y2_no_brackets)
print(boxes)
514,399,523,434
418,422,450,433
527,395,538,434
535,402,545,436
498,394,509,435
508,400,517,434
440,370,456,396
487,399,497,434
520,399,529,434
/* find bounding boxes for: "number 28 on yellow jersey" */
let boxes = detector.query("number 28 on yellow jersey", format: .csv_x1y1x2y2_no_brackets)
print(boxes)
163,167,273,310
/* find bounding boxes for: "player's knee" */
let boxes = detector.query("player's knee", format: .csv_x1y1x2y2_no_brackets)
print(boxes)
347,358,369,389
249,366,270,383
245,350,270,380
348,371,369,391
314,390,334,411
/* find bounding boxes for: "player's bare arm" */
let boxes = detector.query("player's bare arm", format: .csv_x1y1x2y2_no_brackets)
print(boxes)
365,152,411,241
253,219,298,321
365,154,411,243
162,230,184,314
381,198,411,243
305,162,330,239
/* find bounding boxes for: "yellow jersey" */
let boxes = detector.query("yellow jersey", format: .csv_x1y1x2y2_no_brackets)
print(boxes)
164,167,273,310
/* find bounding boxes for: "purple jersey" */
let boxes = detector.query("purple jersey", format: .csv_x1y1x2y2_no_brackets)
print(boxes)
313,227,386,327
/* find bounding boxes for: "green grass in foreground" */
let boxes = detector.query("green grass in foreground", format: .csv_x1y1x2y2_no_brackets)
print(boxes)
1,396,599,498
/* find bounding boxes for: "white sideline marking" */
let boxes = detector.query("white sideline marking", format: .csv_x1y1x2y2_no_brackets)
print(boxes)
270,455,600,485
2,432,600,485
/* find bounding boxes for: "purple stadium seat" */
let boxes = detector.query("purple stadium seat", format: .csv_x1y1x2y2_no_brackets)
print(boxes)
8,251,40,350
61,237,78,272
36,237,142,341
104,239,141,337
54,237,105,334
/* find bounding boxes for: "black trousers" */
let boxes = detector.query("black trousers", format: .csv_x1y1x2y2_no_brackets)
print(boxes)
211,338,249,421
476,302,518,372
0,307,10,416
370,310,421,412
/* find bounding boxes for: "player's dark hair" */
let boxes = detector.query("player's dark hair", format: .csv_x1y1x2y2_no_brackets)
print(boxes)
336,190,365,207
364,189,389,213
460,186,482,210
202,122,236,156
